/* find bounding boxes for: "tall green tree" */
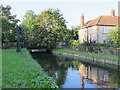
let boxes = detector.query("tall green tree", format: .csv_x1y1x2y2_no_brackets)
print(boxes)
0,4,20,44
36,9,68,42
20,10,36,46
21,9,68,51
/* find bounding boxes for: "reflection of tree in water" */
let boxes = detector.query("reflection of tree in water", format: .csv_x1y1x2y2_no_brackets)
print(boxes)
109,71,120,88
31,53,81,87
31,53,67,86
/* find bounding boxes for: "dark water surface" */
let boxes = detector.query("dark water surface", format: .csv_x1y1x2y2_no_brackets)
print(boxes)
31,52,120,88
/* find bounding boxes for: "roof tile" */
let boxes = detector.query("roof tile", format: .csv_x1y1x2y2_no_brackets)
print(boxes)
81,16,120,29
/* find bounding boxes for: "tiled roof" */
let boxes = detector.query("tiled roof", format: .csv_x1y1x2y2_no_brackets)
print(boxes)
81,16,120,29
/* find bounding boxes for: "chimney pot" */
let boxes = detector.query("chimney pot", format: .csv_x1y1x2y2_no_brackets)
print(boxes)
111,9,115,17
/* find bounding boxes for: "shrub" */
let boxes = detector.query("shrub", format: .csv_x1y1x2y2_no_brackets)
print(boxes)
78,43,86,52
92,43,118,48
68,40,79,50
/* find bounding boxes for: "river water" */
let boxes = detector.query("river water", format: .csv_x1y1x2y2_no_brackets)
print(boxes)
31,52,120,88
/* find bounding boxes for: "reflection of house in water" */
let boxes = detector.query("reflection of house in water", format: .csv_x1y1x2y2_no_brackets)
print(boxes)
78,64,86,88
78,64,111,87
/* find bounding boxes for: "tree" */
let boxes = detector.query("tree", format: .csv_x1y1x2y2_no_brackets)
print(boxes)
68,26,80,40
108,26,120,45
21,9,68,51
36,9,68,42
20,10,36,46
0,4,20,45
0,5,19,42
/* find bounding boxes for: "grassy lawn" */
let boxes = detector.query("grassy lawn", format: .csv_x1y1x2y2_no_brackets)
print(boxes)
0,49,2,88
2,49,58,88
54,48,119,61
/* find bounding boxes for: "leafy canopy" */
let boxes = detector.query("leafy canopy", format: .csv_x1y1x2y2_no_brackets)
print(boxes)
36,9,68,41
20,9,68,51
0,4,20,43
108,25,120,45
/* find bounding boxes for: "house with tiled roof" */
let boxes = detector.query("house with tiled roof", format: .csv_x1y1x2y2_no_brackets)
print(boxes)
78,9,119,43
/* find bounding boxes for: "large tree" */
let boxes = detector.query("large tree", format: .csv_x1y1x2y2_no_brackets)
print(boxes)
21,9,68,51
36,9,68,42
20,10,36,46
0,4,20,44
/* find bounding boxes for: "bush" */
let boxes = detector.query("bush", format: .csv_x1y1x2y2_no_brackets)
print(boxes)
2,42,14,49
92,43,118,48
78,43,86,52
67,40,79,50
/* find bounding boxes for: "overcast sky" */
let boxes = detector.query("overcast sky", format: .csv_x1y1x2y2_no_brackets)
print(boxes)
1,0,119,29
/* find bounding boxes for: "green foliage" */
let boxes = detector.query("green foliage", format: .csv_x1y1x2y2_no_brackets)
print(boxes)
36,9,68,41
20,10,36,47
67,40,86,52
78,43,86,52
68,40,79,50
0,4,20,47
66,26,80,50
108,26,120,45
68,26,79,40
92,43,119,48
20,9,68,51
2,49,58,88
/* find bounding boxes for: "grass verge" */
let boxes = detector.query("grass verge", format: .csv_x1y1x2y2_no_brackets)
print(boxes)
2,48,58,88
0,49,2,89
54,48,119,61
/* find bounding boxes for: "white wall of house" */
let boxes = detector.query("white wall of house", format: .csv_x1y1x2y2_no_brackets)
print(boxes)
87,26,98,42
97,26,115,43
78,28,87,43
78,26,98,43
78,26,115,43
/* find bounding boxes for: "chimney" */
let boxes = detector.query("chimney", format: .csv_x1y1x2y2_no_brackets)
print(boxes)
111,9,115,17
80,14,84,28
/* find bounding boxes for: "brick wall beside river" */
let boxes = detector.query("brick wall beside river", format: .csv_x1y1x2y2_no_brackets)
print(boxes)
53,51,120,66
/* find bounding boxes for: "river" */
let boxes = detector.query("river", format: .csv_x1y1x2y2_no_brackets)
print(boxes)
31,52,120,88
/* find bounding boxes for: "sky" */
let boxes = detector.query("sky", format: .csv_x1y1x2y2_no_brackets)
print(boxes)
1,0,119,29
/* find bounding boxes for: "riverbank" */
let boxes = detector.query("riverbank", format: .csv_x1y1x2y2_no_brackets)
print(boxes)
53,48,119,66
2,49,58,88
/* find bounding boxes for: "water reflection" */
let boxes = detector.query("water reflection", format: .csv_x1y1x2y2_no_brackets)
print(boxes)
31,52,120,88
78,64,118,88
79,64,86,88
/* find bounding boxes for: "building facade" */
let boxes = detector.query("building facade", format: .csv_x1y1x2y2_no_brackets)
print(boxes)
78,9,119,43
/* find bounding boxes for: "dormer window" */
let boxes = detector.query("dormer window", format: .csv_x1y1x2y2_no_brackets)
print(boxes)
102,26,107,33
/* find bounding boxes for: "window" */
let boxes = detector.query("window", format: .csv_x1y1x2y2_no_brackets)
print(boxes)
102,26,107,33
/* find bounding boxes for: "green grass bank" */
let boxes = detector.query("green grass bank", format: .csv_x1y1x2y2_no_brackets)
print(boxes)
2,49,58,88
0,49,2,89
54,48,119,61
